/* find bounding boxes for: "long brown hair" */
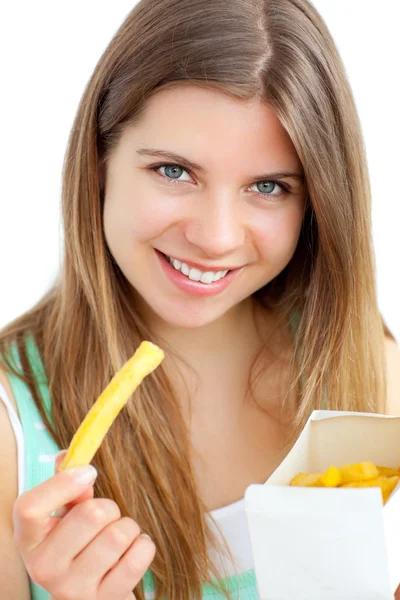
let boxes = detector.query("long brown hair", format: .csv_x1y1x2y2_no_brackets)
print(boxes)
0,0,395,598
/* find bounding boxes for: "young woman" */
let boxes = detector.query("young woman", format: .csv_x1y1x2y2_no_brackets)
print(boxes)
1,0,400,599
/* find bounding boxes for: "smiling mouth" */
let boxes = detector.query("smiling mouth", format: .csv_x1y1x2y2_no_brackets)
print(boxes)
161,252,230,285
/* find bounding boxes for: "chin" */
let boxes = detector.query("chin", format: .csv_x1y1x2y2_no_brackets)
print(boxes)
158,306,225,330
141,296,230,330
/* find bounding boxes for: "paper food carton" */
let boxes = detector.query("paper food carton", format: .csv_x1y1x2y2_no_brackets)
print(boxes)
245,410,400,600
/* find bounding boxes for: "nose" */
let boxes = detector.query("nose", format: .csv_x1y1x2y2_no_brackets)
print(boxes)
184,193,246,258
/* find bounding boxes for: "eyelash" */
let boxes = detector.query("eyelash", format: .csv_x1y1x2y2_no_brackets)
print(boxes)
149,163,291,199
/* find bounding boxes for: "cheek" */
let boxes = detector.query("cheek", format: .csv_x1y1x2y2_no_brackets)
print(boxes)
103,185,181,246
252,206,304,264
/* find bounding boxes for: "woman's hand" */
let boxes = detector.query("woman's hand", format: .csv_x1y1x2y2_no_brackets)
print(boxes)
12,451,155,600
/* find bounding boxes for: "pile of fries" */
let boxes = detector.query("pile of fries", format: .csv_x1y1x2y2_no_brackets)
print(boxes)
290,462,400,504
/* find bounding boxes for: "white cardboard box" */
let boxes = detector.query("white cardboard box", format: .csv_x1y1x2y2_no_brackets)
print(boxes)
245,410,400,600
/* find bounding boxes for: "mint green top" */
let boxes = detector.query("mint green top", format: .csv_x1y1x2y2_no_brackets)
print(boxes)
6,312,301,599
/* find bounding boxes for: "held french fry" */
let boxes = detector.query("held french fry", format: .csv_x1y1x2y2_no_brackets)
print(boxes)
59,341,164,470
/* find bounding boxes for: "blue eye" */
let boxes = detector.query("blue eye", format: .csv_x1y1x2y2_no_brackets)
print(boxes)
151,163,290,199
158,165,191,181
249,180,288,198
257,182,276,194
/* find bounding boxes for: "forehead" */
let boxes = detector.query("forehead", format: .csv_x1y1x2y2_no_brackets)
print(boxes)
122,84,302,172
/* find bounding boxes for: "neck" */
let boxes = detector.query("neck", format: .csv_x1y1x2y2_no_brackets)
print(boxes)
141,297,283,414
150,297,261,361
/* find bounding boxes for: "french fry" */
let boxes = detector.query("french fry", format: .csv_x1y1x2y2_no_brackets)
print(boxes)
319,466,341,487
290,461,400,505
290,472,323,487
290,464,376,488
338,461,379,484
380,476,400,504
290,466,341,488
342,476,399,505
377,466,400,478
59,341,164,470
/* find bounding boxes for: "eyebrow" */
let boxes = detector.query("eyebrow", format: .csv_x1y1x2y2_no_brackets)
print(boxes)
136,148,304,182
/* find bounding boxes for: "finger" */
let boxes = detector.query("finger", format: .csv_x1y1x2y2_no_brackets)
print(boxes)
99,534,156,600
53,453,95,518
54,450,68,472
53,484,95,518
49,592,136,600
32,498,121,570
54,450,95,518
69,517,141,584
53,451,67,518
13,465,98,552
54,452,98,509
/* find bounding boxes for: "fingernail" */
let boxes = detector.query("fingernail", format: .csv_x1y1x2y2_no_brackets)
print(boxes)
65,465,98,485
141,533,152,541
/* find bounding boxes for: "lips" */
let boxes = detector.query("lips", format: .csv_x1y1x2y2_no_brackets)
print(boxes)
156,250,241,297
163,253,230,285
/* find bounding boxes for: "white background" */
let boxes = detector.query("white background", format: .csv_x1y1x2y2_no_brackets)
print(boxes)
0,1,399,341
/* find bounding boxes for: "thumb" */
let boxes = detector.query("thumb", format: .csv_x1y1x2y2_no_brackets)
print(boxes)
13,465,98,553
53,449,95,518
54,449,68,473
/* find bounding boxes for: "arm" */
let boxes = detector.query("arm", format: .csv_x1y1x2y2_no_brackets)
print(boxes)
0,371,31,599
384,336,400,416
383,337,400,600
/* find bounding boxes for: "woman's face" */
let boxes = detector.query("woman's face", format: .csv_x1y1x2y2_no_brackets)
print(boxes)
103,84,305,329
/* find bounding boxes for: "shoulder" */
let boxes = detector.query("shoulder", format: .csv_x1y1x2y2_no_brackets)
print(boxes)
384,335,400,415
0,367,20,514
0,366,20,415
0,368,30,597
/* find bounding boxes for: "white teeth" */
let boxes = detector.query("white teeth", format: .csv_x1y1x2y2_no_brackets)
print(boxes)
188,268,202,281
212,270,228,282
172,259,182,270
181,263,190,276
165,254,230,284
200,272,214,284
